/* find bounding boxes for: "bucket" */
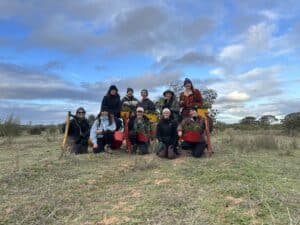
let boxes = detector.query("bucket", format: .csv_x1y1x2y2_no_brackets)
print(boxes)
137,132,149,143
182,131,201,142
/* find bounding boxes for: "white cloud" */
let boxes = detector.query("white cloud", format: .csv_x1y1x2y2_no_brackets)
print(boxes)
210,68,225,76
238,65,282,80
218,44,245,62
259,10,279,21
225,91,250,102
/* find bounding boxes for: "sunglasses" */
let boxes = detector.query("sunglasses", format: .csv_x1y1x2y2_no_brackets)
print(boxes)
137,111,144,113
78,111,85,114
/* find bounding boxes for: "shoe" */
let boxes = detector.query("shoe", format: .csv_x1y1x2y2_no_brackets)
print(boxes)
130,144,137,154
105,145,113,154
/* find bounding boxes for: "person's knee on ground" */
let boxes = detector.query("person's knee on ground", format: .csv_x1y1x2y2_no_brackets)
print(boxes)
167,145,176,159
157,142,167,158
138,143,149,154
93,138,105,153
192,141,206,158
129,130,137,145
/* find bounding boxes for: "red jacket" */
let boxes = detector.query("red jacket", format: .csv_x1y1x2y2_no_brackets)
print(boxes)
179,89,203,109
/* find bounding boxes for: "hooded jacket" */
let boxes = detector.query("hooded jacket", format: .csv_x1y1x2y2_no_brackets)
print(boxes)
101,86,121,117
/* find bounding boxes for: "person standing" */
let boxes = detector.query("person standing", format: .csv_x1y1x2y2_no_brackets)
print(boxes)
157,89,180,121
101,85,121,118
121,87,139,116
179,78,203,118
138,89,156,113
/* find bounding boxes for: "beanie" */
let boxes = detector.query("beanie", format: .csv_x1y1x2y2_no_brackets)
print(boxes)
127,87,134,93
183,78,192,86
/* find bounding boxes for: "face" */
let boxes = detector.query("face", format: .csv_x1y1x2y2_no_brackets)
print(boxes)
162,110,171,119
77,110,86,119
190,109,198,117
101,111,108,117
141,91,147,98
164,92,172,99
184,83,192,90
136,110,144,118
127,91,133,97
110,89,117,95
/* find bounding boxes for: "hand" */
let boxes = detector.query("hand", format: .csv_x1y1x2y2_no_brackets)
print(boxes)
93,143,98,149
178,131,182,137
96,129,102,135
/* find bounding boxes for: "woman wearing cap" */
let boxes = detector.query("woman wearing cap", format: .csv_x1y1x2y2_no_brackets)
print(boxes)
101,85,121,118
63,107,90,154
157,89,180,121
121,87,139,116
177,108,206,158
90,109,116,153
128,107,151,154
179,78,203,118
156,108,178,159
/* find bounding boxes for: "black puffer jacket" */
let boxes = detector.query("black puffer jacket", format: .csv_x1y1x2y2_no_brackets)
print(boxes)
101,94,121,117
156,118,178,146
138,98,156,112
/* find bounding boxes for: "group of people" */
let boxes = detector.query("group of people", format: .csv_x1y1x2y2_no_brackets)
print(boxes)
64,78,210,159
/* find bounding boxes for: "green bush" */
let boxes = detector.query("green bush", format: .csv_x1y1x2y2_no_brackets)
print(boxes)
28,126,43,135
0,115,21,137
282,112,300,135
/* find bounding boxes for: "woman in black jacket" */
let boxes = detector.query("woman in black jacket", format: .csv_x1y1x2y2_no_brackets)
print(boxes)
64,107,90,154
156,108,178,159
101,85,121,118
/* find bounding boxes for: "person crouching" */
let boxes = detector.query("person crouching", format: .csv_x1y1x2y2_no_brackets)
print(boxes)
156,108,178,159
90,109,116,153
128,107,151,154
177,107,206,158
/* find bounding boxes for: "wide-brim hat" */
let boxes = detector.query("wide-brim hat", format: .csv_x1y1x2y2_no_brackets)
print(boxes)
163,89,174,97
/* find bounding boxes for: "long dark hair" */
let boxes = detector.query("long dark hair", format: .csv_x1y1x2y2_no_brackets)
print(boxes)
97,111,114,126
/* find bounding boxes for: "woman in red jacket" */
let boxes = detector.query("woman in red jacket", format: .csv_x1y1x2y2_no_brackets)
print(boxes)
179,78,203,118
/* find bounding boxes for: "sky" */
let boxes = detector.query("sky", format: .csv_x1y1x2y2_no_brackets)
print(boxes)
0,0,299,124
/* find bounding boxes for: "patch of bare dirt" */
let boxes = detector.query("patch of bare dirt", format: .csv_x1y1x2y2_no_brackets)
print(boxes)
154,178,171,185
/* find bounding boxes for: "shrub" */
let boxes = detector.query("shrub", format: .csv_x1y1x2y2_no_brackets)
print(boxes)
28,126,43,135
282,112,300,135
0,115,21,137
220,129,298,152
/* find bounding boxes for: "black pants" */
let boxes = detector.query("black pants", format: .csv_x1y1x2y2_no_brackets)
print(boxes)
129,131,149,154
72,142,88,154
93,131,113,153
157,143,176,159
181,141,206,158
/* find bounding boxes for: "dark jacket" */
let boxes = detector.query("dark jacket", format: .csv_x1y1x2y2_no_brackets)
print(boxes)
65,117,90,144
138,98,156,112
128,115,150,135
101,94,121,117
121,95,139,112
156,118,178,146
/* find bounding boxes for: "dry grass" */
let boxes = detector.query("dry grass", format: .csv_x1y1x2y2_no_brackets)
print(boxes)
0,130,299,225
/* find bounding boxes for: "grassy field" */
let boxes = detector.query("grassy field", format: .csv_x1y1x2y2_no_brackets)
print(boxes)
0,130,299,225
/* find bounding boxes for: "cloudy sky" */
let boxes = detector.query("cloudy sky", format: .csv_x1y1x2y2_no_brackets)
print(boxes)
0,0,299,124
